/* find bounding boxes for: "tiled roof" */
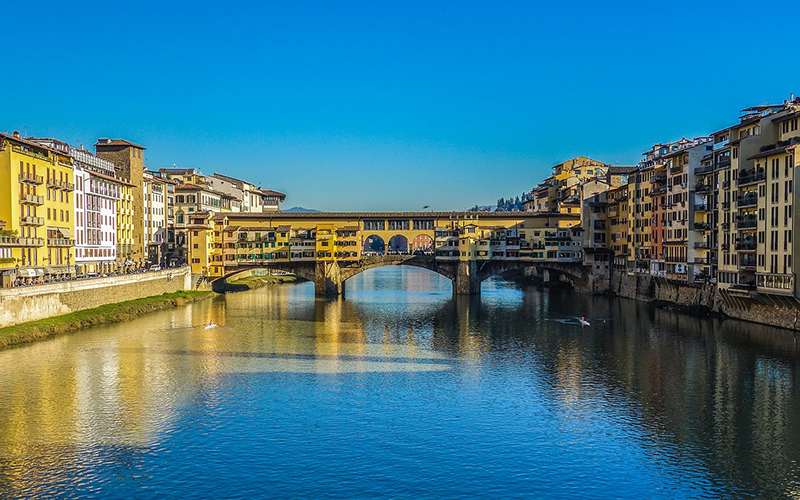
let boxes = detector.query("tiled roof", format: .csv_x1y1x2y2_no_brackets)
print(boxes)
95,138,146,149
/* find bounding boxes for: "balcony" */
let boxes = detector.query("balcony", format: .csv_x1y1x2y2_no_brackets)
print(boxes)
48,237,75,247
695,183,714,194
737,195,758,208
20,215,44,226
20,194,44,205
0,236,44,247
694,242,712,249
19,172,44,185
651,175,667,184
716,159,732,169
694,257,717,265
736,217,757,230
713,140,730,151
737,173,766,187
694,204,710,212
693,222,712,231
735,242,757,251
695,165,714,175
47,179,75,191
738,260,757,271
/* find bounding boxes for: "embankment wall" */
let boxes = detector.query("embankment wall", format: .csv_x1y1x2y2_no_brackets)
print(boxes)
0,267,192,328
610,272,800,331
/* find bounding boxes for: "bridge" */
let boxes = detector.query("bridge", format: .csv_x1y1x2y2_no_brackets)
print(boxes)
183,211,593,296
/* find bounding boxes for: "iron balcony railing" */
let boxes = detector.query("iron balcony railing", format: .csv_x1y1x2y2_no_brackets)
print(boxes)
737,173,766,187
736,218,758,230
737,195,758,208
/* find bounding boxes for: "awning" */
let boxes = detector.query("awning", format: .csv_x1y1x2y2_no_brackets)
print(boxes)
35,268,44,277
58,227,75,238
18,268,36,277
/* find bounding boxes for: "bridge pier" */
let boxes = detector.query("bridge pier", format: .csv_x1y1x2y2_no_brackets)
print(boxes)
315,261,345,297
454,260,480,295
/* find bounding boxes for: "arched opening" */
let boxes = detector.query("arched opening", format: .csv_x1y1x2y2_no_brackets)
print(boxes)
388,235,409,254
363,234,386,254
411,234,433,254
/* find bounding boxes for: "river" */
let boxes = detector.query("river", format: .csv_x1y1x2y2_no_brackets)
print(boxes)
1,267,799,499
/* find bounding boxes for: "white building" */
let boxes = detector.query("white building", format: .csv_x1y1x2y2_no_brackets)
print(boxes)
143,171,168,265
72,148,121,274
207,173,285,212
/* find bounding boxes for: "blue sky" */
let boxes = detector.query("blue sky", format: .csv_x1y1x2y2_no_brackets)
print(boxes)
5,1,799,211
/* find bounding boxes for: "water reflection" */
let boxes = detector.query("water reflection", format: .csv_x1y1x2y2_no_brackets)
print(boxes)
0,267,800,498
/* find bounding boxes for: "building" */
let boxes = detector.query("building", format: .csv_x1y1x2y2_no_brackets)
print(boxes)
32,140,123,276
143,171,168,266
0,131,75,284
95,138,147,266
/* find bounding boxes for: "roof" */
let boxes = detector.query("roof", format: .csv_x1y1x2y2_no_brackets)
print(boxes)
259,189,286,200
90,170,128,185
0,132,70,159
211,211,582,221
236,226,277,231
747,144,797,160
772,110,800,124
607,166,638,175
95,138,146,149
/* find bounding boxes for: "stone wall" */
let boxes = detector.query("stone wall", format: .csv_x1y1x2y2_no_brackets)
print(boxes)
0,267,192,328
610,271,800,331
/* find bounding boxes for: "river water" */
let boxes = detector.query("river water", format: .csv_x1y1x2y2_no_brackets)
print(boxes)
1,267,799,499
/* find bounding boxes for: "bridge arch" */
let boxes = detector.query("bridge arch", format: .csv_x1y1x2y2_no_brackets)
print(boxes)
363,234,385,254
387,235,409,254
411,234,434,253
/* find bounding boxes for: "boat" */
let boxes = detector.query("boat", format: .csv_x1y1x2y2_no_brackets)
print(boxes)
204,321,218,329
578,317,591,327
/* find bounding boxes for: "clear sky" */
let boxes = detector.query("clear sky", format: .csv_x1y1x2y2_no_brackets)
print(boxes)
5,1,799,211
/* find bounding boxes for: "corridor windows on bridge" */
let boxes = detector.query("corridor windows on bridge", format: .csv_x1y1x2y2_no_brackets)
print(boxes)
363,220,385,231
387,220,409,231
412,219,434,230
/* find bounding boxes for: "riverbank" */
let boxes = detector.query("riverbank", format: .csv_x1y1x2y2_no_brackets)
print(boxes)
0,290,213,350
226,274,299,291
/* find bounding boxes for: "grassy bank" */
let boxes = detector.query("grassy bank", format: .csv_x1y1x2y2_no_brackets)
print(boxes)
227,274,299,291
0,290,213,350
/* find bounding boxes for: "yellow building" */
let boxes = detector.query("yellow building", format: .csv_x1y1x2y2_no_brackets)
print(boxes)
116,178,136,268
0,132,75,283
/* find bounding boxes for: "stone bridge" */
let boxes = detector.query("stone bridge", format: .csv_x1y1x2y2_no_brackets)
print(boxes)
212,255,593,296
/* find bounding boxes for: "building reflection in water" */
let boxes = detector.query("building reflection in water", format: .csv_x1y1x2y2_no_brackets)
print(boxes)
2,268,800,498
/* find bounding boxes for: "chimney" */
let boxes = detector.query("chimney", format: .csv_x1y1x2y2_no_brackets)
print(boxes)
12,130,20,138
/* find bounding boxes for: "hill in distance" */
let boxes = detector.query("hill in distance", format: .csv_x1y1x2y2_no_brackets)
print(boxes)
284,206,322,213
